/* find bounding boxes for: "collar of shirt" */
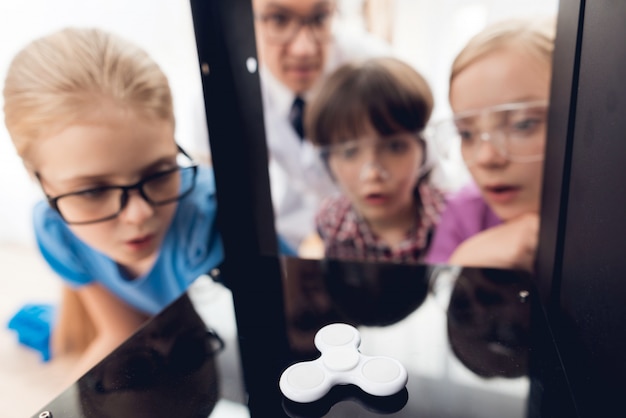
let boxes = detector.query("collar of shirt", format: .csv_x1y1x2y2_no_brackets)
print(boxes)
317,183,445,262
337,201,422,254
259,66,310,121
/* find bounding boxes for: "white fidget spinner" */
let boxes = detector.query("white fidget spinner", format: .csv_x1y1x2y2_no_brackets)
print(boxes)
279,323,408,403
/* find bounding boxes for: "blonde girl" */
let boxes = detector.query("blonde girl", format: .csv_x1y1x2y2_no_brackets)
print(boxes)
426,17,556,271
4,27,222,379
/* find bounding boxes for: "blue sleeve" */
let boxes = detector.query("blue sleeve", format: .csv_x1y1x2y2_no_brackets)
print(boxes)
169,166,223,281
33,201,92,287
191,166,223,272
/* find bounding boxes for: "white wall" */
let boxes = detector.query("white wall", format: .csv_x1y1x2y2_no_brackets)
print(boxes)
390,0,560,121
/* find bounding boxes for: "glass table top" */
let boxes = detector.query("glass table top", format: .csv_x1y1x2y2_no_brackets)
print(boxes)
32,257,576,418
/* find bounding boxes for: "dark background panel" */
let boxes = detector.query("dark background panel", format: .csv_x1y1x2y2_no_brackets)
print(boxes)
552,1,626,416
535,0,584,306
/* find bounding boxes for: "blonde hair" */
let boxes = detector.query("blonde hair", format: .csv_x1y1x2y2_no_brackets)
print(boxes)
450,16,556,86
3,27,174,160
3,28,170,356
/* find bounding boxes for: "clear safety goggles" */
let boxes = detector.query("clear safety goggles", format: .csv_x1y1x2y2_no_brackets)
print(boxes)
318,134,429,181
427,101,549,166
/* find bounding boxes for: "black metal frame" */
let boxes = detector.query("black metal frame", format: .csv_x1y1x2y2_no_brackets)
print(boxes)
189,0,278,259
189,1,290,415
536,0,626,416
534,0,585,306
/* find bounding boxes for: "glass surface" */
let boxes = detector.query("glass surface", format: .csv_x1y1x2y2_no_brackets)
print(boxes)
32,258,575,418
255,0,560,258
280,258,532,417
32,278,249,418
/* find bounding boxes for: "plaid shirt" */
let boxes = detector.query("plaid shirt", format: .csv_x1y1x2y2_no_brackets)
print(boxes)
315,183,446,263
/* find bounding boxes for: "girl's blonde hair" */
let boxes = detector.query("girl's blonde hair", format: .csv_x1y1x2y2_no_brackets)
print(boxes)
3,28,170,356
450,16,557,86
3,27,174,160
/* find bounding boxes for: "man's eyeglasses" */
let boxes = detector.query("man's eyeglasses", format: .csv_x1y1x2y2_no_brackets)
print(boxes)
428,101,549,166
38,146,198,225
255,7,334,44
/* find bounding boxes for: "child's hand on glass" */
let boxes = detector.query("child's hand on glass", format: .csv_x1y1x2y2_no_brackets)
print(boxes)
449,213,539,272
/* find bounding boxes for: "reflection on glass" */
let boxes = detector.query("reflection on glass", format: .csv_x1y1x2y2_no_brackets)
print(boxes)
280,257,534,416
77,295,223,418
282,385,408,418
283,257,531,380
322,259,430,326
444,267,531,378
282,257,429,357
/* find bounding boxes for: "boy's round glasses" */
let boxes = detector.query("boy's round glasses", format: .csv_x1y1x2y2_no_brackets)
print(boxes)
255,8,334,44
318,134,427,179
428,101,549,166
38,147,198,225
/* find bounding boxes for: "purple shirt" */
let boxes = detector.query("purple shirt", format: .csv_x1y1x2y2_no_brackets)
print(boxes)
425,183,501,264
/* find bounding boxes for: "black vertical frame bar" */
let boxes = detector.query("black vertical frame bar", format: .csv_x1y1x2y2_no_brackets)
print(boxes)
549,0,626,415
535,0,585,308
189,0,277,258
189,1,290,416
538,0,626,415
534,0,585,415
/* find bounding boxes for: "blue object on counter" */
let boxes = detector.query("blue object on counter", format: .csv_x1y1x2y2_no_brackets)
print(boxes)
7,303,55,362
278,235,297,256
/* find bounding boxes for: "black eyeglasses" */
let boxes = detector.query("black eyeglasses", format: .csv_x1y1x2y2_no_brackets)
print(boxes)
38,146,198,225
255,7,335,44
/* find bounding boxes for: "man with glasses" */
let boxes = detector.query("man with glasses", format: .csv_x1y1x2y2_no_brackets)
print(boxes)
252,0,390,251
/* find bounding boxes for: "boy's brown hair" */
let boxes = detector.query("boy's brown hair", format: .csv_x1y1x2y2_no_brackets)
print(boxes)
305,56,433,148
